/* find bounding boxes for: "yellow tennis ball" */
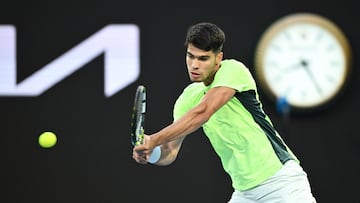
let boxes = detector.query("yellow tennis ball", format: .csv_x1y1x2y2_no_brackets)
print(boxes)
38,132,57,148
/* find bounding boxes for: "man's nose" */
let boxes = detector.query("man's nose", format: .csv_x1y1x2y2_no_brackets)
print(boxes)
191,59,200,69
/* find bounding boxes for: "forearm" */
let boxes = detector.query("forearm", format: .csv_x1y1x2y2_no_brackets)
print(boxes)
134,87,235,165
150,87,234,148
155,144,179,166
151,103,209,147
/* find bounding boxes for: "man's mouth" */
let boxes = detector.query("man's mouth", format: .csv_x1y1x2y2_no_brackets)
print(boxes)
191,72,200,78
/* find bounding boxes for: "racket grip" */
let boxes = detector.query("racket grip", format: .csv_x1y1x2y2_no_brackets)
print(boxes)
148,146,161,164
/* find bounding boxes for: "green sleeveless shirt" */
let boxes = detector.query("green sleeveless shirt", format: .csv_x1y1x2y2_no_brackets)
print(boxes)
173,59,298,190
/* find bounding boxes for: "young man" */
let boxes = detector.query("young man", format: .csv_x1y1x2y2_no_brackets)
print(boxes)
133,22,316,203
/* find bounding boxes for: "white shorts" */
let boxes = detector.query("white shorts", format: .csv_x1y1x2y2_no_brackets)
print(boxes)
228,160,316,203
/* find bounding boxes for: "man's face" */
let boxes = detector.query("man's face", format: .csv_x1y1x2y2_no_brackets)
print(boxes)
186,44,223,86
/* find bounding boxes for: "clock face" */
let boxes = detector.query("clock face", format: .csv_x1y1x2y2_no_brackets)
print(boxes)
255,13,351,111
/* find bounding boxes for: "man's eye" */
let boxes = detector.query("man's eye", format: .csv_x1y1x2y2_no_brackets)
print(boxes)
199,57,208,61
187,54,195,59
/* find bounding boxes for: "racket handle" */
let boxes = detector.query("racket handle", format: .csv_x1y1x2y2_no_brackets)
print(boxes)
148,146,161,164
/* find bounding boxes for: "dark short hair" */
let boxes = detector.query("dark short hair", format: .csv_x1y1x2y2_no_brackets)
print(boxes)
184,22,225,53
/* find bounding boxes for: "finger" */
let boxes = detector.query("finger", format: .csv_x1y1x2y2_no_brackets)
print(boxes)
133,150,148,164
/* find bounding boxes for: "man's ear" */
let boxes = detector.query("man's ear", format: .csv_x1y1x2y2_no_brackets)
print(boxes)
216,51,223,65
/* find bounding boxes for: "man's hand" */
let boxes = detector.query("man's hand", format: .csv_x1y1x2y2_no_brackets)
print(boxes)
132,134,154,164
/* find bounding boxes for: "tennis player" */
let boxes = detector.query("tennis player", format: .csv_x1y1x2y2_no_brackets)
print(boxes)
133,22,317,203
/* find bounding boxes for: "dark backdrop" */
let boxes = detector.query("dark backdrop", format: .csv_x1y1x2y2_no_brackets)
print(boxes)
1,1,358,203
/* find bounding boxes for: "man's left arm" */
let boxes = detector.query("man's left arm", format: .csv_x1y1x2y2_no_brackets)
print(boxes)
133,86,236,162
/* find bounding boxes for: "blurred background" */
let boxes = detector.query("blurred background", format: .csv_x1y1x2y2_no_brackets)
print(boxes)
1,1,358,202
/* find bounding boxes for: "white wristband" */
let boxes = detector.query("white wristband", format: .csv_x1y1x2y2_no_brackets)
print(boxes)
148,146,161,164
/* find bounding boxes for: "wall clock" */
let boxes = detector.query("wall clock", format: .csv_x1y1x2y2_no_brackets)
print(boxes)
254,13,352,113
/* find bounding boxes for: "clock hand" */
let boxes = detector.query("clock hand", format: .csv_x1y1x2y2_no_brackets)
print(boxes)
300,60,323,95
283,62,303,73
273,61,304,82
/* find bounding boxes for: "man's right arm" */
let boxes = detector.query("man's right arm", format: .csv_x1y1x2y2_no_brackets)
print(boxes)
154,138,184,166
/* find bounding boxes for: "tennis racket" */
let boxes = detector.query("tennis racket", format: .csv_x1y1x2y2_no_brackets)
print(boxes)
131,85,161,163
131,85,146,146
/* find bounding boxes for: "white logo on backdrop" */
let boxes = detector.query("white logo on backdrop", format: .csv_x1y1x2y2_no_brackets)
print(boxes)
0,24,140,97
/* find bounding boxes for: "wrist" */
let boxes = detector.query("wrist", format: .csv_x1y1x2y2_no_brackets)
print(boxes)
148,146,161,164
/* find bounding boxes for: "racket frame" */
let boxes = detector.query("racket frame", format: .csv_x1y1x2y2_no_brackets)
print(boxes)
131,85,146,146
